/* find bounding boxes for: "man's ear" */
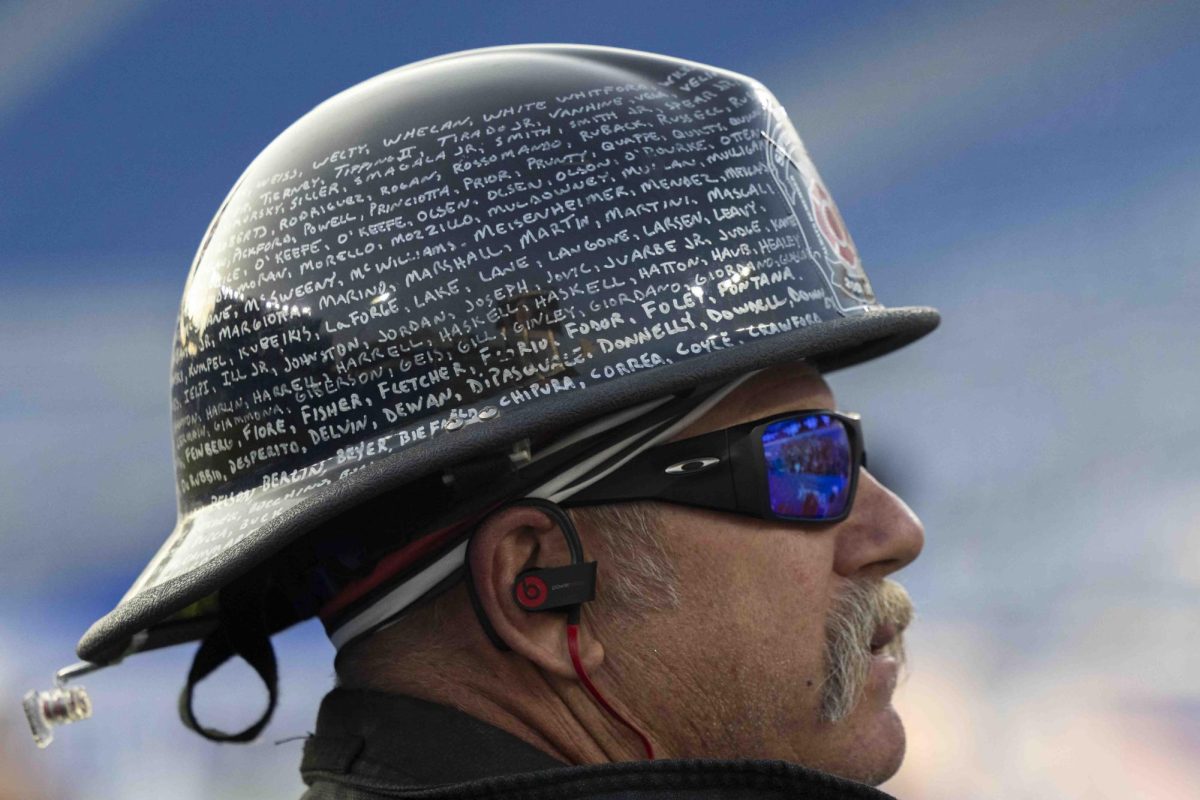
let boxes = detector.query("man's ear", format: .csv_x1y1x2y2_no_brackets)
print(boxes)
469,504,604,679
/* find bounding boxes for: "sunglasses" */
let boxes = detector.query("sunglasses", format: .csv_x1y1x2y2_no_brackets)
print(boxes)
563,410,866,523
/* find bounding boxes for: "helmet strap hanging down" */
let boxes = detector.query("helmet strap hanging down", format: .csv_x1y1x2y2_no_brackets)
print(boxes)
178,579,278,743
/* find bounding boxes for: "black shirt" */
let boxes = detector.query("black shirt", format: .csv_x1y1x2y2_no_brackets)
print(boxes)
299,688,896,799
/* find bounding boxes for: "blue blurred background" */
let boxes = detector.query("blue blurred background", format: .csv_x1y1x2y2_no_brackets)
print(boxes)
2,2,1198,797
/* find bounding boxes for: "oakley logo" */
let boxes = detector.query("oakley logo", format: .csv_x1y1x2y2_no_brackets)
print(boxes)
664,457,721,475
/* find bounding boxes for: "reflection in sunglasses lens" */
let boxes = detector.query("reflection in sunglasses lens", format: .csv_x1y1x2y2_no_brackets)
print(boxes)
762,415,851,519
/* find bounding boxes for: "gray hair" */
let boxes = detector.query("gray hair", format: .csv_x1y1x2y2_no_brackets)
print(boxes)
570,502,680,616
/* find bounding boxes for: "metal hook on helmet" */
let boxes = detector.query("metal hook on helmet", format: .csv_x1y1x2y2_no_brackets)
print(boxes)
23,661,105,748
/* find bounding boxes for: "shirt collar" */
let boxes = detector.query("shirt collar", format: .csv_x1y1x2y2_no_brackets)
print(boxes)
301,688,566,786
300,687,896,800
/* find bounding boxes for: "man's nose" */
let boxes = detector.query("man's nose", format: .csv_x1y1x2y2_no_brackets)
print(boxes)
833,469,925,579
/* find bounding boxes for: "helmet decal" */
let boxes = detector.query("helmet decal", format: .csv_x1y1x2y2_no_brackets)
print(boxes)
754,84,873,312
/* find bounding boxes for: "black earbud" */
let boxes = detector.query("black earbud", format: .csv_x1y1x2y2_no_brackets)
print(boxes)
465,498,596,648
505,499,596,621
513,562,597,611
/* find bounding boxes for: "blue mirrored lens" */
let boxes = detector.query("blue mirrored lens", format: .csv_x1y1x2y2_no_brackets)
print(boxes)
762,414,852,519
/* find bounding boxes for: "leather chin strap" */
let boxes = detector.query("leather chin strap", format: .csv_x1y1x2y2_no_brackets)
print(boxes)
178,580,278,743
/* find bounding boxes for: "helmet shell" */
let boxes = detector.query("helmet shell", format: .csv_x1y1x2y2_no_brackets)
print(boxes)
79,44,937,663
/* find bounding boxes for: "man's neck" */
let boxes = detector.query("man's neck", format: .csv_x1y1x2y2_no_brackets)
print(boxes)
353,653,650,764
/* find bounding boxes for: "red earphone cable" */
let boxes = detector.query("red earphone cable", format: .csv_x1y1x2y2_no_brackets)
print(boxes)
565,623,655,760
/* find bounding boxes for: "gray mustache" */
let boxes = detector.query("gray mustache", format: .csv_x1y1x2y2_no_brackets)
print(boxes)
820,579,915,722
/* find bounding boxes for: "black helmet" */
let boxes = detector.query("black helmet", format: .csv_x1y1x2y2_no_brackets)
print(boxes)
74,44,937,677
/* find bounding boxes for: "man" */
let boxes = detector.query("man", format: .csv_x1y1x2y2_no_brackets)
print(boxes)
36,44,938,798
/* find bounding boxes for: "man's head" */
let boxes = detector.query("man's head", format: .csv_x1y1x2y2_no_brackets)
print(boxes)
336,362,923,785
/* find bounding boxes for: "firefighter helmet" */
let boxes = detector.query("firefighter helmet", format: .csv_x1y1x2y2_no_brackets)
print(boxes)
77,44,937,668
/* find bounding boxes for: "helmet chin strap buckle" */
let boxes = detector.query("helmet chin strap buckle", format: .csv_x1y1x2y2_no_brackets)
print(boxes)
23,661,105,748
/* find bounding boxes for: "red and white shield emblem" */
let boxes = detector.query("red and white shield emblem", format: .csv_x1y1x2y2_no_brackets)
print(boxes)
809,181,860,270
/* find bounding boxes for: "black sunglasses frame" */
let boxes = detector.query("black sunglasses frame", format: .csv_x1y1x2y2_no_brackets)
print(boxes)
562,409,866,524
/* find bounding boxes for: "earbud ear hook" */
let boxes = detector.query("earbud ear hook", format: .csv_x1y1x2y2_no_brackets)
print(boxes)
464,498,595,650
465,497,656,760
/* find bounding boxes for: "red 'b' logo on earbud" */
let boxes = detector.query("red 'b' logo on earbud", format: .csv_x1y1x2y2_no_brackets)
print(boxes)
517,575,548,609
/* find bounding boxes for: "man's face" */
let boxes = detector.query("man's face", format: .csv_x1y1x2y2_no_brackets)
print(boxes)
590,363,924,784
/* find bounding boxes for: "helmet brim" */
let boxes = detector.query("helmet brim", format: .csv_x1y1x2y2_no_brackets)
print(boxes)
77,305,938,664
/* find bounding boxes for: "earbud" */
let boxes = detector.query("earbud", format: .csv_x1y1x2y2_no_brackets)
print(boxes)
512,563,597,612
